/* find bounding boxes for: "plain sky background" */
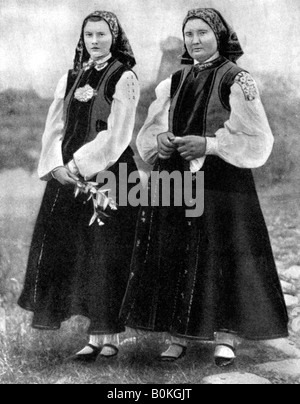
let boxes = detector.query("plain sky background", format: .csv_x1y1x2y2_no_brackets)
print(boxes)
1,0,300,97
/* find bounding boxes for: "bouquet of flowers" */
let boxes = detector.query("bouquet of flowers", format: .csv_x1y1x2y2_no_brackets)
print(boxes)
74,181,117,226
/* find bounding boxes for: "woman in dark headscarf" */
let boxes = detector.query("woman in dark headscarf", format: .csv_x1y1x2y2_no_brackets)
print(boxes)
18,11,140,361
121,8,288,366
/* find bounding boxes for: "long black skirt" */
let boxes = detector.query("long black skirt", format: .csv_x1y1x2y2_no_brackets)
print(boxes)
120,155,289,340
19,154,139,334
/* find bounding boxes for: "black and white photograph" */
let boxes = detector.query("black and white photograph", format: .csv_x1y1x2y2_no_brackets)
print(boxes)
0,0,299,386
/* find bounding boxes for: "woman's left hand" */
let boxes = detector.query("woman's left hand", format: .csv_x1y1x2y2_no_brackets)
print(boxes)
173,136,207,161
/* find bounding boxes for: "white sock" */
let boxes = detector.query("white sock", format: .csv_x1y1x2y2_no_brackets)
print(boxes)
75,335,102,355
100,334,120,357
215,332,242,349
76,334,120,356
161,336,188,358
215,345,236,360
214,332,241,360
89,335,103,348
161,345,184,358
171,336,188,347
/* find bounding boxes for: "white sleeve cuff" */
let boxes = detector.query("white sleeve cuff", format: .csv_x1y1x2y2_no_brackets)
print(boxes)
67,159,80,175
205,137,219,155
51,166,64,179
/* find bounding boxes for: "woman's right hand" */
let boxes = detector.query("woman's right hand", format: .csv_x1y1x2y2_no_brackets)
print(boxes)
157,132,176,160
52,167,79,186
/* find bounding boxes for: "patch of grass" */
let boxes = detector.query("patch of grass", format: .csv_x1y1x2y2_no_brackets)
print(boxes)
0,312,294,385
258,188,300,269
0,90,50,172
0,183,299,384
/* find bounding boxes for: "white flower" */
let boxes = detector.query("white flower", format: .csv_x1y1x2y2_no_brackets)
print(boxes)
74,85,97,102
74,181,118,226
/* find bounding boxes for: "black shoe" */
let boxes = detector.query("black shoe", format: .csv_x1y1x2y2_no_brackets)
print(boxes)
214,344,236,368
67,344,101,363
160,345,187,363
99,344,119,359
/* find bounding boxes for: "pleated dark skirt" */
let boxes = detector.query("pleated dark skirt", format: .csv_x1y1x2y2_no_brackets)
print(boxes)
120,155,289,340
19,150,139,334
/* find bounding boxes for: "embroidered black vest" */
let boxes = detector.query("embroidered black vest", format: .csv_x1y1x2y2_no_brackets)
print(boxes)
161,57,256,194
169,57,244,139
62,59,131,163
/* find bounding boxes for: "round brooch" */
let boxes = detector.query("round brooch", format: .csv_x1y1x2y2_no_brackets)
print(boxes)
74,85,97,102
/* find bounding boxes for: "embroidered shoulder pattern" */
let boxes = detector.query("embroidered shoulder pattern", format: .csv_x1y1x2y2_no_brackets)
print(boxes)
125,72,137,101
235,72,258,101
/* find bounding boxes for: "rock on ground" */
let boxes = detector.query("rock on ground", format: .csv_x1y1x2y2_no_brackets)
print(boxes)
282,266,300,281
276,261,286,274
0,308,6,334
202,373,271,385
280,280,297,296
263,339,300,358
255,359,300,379
291,317,300,334
291,307,300,318
284,295,299,308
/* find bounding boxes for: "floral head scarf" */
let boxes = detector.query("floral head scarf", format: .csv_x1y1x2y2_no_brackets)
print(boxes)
182,8,244,64
73,11,136,73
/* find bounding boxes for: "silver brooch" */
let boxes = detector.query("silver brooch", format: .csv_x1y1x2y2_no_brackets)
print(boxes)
74,85,97,102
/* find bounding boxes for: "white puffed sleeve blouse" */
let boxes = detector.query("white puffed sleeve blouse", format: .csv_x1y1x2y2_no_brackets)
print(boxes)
137,71,274,172
38,70,140,181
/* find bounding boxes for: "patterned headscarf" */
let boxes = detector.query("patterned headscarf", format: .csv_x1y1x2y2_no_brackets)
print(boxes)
73,11,136,73
182,8,244,64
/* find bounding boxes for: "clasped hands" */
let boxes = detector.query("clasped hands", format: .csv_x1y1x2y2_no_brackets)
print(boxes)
157,132,207,161
53,132,207,185
52,163,80,186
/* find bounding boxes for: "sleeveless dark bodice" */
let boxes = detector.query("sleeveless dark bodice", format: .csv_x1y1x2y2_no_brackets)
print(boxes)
62,58,131,164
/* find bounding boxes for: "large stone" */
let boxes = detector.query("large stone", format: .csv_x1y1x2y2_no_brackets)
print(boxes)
276,261,286,276
255,360,300,379
202,373,271,385
291,307,300,318
0,308,6,334
280,280,297,296
284,295,299,308
291,317,300,334
282,266,300,281
263,339,300,358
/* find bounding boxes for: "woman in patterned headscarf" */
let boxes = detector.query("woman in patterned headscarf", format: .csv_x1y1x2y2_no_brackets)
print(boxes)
18,11,140,362
121,8,288,366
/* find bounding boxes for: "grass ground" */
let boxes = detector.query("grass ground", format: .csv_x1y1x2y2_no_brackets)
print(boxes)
0,179,299,384
0,327,294,384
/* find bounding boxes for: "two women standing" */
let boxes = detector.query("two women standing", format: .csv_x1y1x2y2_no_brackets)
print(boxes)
19,8,288,366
